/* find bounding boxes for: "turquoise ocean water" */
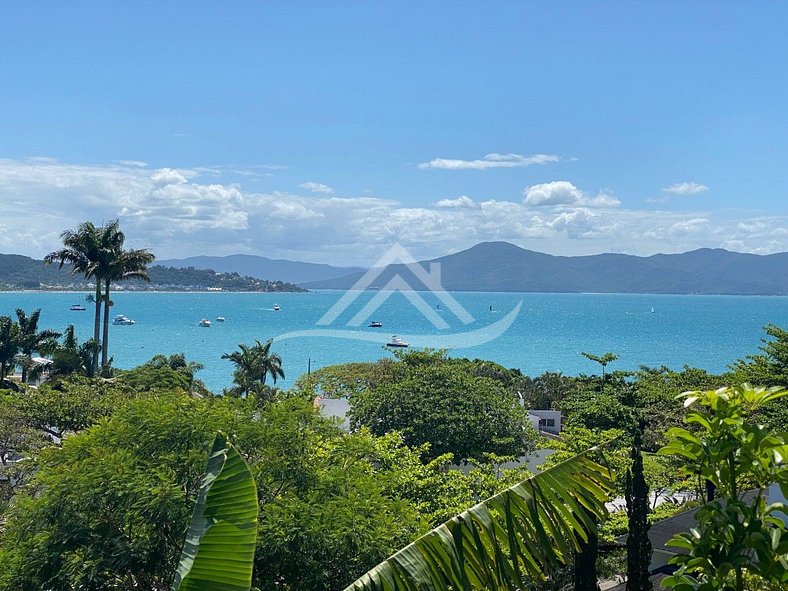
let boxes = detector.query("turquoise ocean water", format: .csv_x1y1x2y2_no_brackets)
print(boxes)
1,290,787,392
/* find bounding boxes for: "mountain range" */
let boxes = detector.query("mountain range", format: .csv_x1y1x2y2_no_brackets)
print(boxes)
301,242,788,295
2,242,788,294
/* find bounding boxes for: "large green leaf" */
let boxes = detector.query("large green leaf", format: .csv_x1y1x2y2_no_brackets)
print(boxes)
172,432,259,591
344,449,614,591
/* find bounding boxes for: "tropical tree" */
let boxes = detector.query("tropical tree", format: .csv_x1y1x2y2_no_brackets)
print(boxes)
222,339,284,397
50,325,96,377
14,309,60,383
100,243,155,367
349,357,537,463
582,351,619,381
44,221,120,374
144,353,204,391
0,316,18,383
170,441,615,591
659,384,788,590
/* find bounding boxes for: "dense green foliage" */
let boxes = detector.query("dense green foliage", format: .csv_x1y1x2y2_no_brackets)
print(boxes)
0,375,535,591
659,385,788,590
344,350,537,462
0,252,306,292
1,320,787,590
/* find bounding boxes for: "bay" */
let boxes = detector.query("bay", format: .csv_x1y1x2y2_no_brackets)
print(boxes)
1,290,786,392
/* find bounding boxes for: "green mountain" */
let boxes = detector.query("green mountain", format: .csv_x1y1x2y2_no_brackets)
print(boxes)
303,242,788,295
0,254,306,292
155,254,364,284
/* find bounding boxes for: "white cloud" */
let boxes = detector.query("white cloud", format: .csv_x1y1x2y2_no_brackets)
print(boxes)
523,181,621,208
116,159,148,168
662,182,709,195
299,181,334,194
435,195,479,209
0,158,785,265
418,153,560,170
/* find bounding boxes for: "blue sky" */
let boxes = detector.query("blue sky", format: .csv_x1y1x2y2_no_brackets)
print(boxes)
1,2,786,264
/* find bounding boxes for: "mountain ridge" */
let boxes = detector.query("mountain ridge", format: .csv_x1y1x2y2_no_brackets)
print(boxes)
155,254,364,285
302,241,788,295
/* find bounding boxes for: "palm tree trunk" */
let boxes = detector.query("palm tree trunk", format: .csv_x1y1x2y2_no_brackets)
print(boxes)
101,280,111,368
93,282,102,374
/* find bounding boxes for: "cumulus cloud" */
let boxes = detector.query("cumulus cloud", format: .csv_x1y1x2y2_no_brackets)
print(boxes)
418,153,560,170
299,181,334,194
523,181,621,208
0,158,785,264
435,195,479,209
662,182,709,195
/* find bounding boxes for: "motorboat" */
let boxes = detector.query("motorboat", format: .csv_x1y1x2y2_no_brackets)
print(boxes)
216,316,225,322
112,314,135,326
386,335,409,348
368,321,383,328
69,304,86,311
273,304,281,311
199,319,211,327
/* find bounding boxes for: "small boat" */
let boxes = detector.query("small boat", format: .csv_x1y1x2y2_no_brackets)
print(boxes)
273,304,281,311
650,307,655,313
112,314,135,326
199,319,211,327
69,304,86,311
386,335,409,348
368,321,383,328
216,316,225,322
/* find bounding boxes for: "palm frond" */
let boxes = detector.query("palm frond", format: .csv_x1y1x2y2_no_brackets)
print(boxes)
344,449,614,591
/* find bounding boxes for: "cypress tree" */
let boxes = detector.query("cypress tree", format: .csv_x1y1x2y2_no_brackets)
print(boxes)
625,424,653,591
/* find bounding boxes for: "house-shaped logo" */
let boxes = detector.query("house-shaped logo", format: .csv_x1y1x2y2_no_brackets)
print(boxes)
316,244,474,329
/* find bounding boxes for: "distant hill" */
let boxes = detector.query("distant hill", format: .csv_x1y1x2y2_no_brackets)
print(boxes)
155,254,364,285
303,242,788,295
0,254,305,292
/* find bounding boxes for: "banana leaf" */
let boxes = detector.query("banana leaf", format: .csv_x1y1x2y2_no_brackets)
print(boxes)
172,432,259,591
344,449,614,591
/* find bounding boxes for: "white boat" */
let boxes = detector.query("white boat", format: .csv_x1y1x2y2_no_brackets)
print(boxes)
273,304,281,311
650,307,655,313
216,316,225,322
368,321,383,328
69,304,86,311
199,319,211,327
386,335,409,348
112,314,135,325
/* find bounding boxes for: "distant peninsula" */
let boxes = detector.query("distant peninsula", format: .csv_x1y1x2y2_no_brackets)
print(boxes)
0,254,306,292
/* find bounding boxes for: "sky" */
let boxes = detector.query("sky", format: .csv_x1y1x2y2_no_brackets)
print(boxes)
1,2,787,265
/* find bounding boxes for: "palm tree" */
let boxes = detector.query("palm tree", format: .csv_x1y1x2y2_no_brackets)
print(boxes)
222,339,284,397
51,325,96,377
44,221,118,374
0,316,18,383
14,308,60,383
100,244,155,368
253,338,284,385
222,343,260,397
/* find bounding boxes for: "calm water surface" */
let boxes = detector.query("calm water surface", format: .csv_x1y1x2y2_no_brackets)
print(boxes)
1,291,786,392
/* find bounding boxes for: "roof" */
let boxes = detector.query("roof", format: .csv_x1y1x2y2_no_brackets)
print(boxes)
615,489,761,554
